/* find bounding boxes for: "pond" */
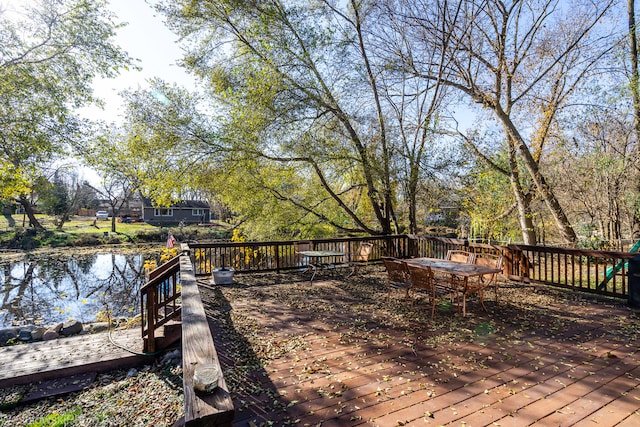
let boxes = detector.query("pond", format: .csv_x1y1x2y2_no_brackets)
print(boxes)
0,250,155,328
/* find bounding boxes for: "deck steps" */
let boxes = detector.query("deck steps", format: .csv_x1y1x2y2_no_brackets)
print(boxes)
144,320,182,353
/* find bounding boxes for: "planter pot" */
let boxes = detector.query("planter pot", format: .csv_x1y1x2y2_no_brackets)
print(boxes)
212,268,235,285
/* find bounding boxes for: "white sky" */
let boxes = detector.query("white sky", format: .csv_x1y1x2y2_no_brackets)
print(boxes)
81,0,198,123
1,0,197,123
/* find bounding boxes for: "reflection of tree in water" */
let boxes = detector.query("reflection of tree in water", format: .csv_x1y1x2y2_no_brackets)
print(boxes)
0,252,148,327
0,262,36,325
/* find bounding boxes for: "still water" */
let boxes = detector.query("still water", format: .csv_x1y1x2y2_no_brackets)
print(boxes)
0,251,150,328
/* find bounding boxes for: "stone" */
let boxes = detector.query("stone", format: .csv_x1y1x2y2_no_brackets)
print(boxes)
85,322,109,334
61,320,83,336
50,322,63,333
126,368,138,377
160,349,182,366
0,328,18,344
42,329,59,341
30,327,45,341
18,329,33,342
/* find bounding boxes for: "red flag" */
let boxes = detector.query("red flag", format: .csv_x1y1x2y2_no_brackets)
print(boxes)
167,234,176,248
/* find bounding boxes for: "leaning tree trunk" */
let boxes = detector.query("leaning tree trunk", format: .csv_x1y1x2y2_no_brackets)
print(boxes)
16,196,44,230
497,108,577,244
507,139,537,245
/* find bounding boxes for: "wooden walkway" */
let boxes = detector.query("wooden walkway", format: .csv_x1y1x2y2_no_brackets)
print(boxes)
199,269,640,427
0,328,151,388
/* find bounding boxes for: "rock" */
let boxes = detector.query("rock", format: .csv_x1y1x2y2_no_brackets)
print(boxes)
50,322,63,333
31,327,45,341
61,320,83,336
85,322,109,334
0,328,18,344
126,368,138,377
18,330,33,342
160,349,182,366
42,329,59,341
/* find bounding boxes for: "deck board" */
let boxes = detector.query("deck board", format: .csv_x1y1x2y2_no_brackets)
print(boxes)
0,328,151,387
199,270,640,427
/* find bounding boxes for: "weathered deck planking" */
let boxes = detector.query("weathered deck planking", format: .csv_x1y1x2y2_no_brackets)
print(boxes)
0,328,151,387
200,273,640,427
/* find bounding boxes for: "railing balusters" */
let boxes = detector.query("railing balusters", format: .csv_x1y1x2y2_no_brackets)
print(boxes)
140,255,182,353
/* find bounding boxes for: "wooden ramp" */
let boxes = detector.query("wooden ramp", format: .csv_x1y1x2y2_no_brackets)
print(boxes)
0,328,155,388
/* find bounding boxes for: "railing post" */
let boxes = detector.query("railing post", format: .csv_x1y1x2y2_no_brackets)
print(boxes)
147,286,157,354
275,243,280,273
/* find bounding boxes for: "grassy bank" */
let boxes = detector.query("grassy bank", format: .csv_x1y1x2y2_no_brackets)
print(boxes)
0,215,232,250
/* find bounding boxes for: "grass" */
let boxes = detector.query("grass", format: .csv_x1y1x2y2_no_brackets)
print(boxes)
0,214,231,249
25,409,81,427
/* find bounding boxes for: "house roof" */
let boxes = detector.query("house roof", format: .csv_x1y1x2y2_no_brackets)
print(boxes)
141,198,210,209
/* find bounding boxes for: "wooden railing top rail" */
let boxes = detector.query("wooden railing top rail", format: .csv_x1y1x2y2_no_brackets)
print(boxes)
146,253,181,282
188,235,401,248
505,243,638,259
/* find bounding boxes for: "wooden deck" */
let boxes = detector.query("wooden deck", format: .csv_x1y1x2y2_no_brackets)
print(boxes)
199,268,640,427
0,327,151,388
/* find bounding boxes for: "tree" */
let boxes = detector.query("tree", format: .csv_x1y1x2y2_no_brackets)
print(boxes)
0,0,131,229
85,128,144,233
39,170,96,229
400,0,617,244
155,0,435,235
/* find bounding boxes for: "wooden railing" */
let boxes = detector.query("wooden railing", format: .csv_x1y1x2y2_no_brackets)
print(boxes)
140,247,234,426
189,235,411,275
192,234,638,299
140,254,182,353
410,235,636,299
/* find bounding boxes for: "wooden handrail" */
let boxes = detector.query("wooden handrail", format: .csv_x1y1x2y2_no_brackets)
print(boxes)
189,234,637,299
141,255,182,353
178,252,234,426
140,248,234,425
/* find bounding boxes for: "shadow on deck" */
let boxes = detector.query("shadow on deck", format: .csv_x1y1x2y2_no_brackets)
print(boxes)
200,266,640,427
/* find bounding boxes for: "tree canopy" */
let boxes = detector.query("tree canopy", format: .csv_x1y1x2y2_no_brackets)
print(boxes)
0,0,131,228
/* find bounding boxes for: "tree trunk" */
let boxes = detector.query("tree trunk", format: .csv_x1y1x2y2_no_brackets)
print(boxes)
628,0,640,239
16,196,44,230
507,139,537,245
496,107,577,244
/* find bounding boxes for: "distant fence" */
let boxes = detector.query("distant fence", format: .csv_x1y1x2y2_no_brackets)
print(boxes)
189,235,637,299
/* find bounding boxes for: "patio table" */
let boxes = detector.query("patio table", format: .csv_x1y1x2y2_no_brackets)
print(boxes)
405,257,502,315
297,250,345,284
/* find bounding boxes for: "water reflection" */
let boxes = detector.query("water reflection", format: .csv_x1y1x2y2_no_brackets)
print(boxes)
0,252,149,327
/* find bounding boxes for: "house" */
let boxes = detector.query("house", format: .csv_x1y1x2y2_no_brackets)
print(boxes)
141,198,211,225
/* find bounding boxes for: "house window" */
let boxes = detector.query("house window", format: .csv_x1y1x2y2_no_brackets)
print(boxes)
154,208,173,217
192,209,205,216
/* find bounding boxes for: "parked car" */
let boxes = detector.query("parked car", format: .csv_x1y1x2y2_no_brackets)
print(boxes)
96,211,109,220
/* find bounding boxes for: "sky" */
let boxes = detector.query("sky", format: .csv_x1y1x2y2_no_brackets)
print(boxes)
1,0,199,184
80,0,198,123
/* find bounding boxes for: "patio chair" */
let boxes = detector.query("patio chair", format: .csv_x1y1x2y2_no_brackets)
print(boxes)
346,242,374,277
294,241,313,268
382,257,410,303
457,254,504,316
445,250,475,263
406,264,437,319
473,253,504,303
